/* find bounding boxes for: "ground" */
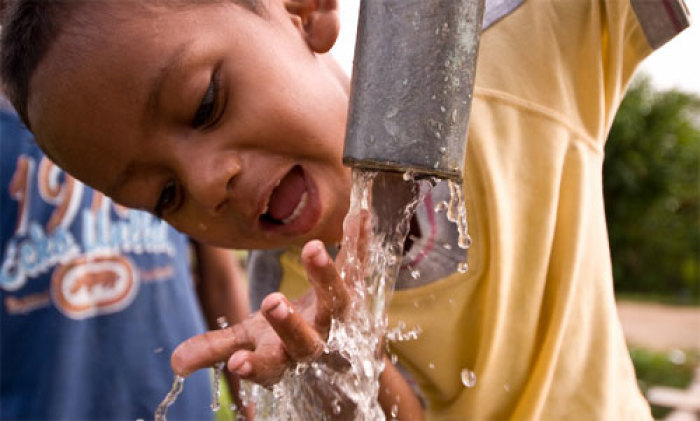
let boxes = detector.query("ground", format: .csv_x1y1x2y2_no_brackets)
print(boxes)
617,300,700,350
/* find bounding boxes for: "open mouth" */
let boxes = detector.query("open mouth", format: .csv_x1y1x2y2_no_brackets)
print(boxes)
260,165,312,228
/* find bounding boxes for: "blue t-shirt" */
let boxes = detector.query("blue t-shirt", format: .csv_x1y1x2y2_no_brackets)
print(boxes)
0,108,213,420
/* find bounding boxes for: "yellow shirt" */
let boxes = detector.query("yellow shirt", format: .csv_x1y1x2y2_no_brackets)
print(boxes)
267,0,690,418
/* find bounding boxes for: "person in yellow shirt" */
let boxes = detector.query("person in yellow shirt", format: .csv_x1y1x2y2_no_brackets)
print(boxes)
0,0,689,418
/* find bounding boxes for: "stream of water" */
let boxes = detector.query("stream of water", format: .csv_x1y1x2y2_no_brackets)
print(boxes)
156,169,470,420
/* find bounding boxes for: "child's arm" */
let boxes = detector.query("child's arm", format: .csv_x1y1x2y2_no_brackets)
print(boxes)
379,356,424,420
192,242,249,333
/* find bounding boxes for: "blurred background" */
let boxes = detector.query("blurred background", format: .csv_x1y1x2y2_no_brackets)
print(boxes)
330,1,700,418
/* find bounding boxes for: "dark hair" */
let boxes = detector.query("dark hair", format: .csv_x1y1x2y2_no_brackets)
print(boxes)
0,0,259,128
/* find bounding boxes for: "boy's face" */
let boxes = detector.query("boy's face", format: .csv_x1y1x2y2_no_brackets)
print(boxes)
28,1,352,249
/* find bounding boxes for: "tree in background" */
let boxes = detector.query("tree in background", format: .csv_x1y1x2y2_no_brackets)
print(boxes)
604,75,700,301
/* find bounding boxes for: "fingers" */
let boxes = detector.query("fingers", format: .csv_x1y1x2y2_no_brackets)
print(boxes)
261,292,324,363
336,209,372,286
301,240,350,333
227,344,288,387
171,323,253,377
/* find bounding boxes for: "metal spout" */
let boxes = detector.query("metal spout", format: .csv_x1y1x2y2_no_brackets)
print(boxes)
343,0,485,181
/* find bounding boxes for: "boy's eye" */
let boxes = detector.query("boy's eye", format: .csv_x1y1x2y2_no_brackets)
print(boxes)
191,71,222,129
155,180,179,217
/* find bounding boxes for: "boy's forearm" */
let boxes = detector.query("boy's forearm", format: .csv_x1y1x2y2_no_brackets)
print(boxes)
379,355,424,420
192,242,250,329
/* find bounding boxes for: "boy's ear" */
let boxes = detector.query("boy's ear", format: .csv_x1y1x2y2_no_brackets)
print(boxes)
284,0,339,53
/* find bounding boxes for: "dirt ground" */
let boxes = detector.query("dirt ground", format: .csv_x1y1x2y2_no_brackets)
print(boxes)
617,301,700,350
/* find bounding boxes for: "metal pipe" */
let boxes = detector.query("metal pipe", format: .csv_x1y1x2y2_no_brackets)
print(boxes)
343,0,485,181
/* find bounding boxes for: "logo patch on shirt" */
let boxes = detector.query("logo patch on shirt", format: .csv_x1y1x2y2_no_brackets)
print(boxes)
51,255,138,319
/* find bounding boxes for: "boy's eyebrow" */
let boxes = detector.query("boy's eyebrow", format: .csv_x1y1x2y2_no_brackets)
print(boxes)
146,41,195,118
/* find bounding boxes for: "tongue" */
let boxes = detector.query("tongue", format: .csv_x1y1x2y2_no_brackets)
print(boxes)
267,166,306,221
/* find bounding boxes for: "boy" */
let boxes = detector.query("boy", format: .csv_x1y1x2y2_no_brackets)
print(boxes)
1,0,690,418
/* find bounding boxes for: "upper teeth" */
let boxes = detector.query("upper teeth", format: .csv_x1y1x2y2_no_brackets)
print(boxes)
282,192,308,224
262,178,283,215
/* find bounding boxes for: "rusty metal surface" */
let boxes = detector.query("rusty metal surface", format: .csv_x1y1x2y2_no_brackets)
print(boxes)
343,0,485,180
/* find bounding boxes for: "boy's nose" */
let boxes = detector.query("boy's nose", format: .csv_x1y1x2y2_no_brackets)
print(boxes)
184,152,241,216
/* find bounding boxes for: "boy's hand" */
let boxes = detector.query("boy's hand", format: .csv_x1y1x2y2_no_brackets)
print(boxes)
170,211,369,387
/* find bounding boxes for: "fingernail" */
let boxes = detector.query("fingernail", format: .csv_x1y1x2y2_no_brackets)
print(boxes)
230,353,251,376
312,244,328,266
269,300,289,320
236,361,252,376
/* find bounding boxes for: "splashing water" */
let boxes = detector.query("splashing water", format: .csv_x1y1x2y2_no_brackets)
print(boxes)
155,170,472,420
240,170,427,420
154,375,185,421
446,179,471,251
208,317,231,412
211,362,225,412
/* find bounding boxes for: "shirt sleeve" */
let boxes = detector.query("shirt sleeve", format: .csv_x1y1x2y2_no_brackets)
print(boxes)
631,0,691,49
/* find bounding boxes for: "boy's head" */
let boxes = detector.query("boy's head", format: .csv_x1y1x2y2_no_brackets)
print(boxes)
1,0,352,249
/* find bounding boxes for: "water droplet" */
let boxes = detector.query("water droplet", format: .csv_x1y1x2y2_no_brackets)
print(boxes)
443,242,452,250
504,383,511,392
216,316,229,329
332,399,342,415
402,78,408,86
461,369,477,388
439,146,447,154
391,404,399,418
410,268,420,279
440,106,446,113
435,201,449,213
458,234,472,250
458,261,469,273
391,353,398,364
428,362,435,370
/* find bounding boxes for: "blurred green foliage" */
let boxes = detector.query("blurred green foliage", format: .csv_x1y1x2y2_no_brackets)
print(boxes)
630,347,699,418
604,75,700,302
